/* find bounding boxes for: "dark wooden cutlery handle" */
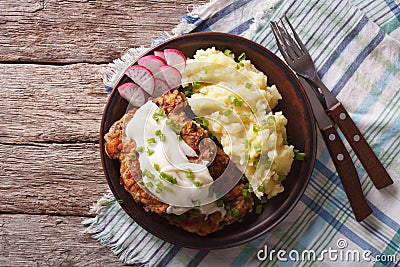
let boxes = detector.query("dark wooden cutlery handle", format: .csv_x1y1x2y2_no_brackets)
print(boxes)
329,103,393,189
321,125,373,221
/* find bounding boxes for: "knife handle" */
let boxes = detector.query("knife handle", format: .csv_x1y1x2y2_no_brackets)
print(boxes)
329,103,393,189
321,125,372,221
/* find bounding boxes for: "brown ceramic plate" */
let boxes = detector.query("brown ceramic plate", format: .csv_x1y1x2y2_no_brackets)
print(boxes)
100,32,317,250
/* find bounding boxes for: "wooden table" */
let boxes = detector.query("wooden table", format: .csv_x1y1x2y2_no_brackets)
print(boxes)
0,1,205,265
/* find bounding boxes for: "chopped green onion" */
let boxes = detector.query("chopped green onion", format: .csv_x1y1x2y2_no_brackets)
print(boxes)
193,200,201,207
261,119,267,126
267,115,276,126
253,142,262,153
238,52,246,61
225,204,231,210
193,181,203,188
137,180,145,187
156,180,163,188
245,182,250,189
117,199,124,204
183,86,193,97
255,204,263,214
235,64,241,70
160,172,177,184
159,134,166,142
244,154,250,160
131,153,137,160
208,131,214,139
192,80,201,89
253,125,261,133
184,168,194,179
147,137,156,145
155,129,162,136
166,119,181,134
146,181,154,187
216,199,224,207
253,161,260,168
201,66,208,74
245,82,252,89
257,185,265,193
223,109,232,116
234,97,243,107
229,95,236,104
223,49,232,56
142,169,155,179
238,61,244,67
294,149,306,160
164,186,173,192
245,139,252,149
195,117,209,127
278,175,286,182
153,163,160,172
261,196,267,204
152,109,165,122
231,207,240,217
146,147,154,156
242,188,249,197
177,135,182,141
155,187,162,193
137,146,144,153
241,175,247,182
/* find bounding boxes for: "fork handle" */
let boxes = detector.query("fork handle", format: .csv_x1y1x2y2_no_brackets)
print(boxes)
329,103,393,189
321,125,372,221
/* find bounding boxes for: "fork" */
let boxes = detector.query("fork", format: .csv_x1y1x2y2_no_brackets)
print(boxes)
271,16,393,189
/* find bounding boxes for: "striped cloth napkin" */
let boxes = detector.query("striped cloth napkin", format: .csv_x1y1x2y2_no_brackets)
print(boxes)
84,0,400,266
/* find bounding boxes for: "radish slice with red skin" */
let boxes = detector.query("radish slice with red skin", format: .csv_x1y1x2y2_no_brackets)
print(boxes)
117,82,147,107
159,65,182,89
137,55,167,79
125,65,155,95
153,78,170,97
164,49,186,73
154,51,165,60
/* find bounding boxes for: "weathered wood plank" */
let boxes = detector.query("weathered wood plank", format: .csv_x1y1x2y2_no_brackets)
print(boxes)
0,63,107,143
0,142,112,216
0,0,206,63
0,214,123,266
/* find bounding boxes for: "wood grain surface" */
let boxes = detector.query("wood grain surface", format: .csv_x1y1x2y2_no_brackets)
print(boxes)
0,0,206,264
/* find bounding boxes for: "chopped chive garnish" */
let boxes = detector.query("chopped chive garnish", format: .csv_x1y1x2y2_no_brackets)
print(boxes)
241,175,247,182
131,153,137,160
231,207,240,217
223,109,232,116
155,187,162,193
253,161,260,168
193,200,201,207
146,181,154,187
294,149,306,160
257,185,265,193
156,180,163,188
261,196,267,204
137,146,144,153
234,97,243,107
147,137,156,145
146,147,154,156
152,109,165,122
155,129,162,136
208,131,214,139
245,82,252,89
192,80,201,89
184,168,194,179
242,188,249,197
253,125,261,133
225,204,231,210
117,199,124,204
238,52,246,61
261,119,267,126
201,66,208,74
177,135,182,141
235,64,241,70
183,86,193,97
195,117,209,127
159,134,166,142
193,181,203,188
166,119,181,134
255,204,263,214
245,139,252,149
245,182,250,189
278,175,286,182
154,163,160,172
216,199,224,207
160,172,177,184
137,180,145,187
142,169,155,179
253,142,262,153
238,61,244,67
223,49,232,56
267,115,276,126
229,95,236,104
164,186,173,192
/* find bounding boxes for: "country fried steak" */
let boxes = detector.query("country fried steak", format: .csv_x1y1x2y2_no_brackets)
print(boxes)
104,90,254,236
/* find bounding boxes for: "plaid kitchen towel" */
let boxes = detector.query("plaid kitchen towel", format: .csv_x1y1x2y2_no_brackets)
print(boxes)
83,0,400,266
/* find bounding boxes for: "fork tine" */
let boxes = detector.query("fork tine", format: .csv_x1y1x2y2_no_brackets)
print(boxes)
270,21,293,63
271,21,298,61
283,15,310,56
279,18,303,57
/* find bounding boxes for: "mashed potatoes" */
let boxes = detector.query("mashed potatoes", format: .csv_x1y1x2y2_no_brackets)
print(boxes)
181,47,294,199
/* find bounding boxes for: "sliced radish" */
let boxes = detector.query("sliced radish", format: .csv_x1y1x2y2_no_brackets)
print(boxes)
125,65,155,95
154,51,165,60
160,65,182,89
117,82,147,107
137,55,167,79
153,78,170,97
164,49,186,73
